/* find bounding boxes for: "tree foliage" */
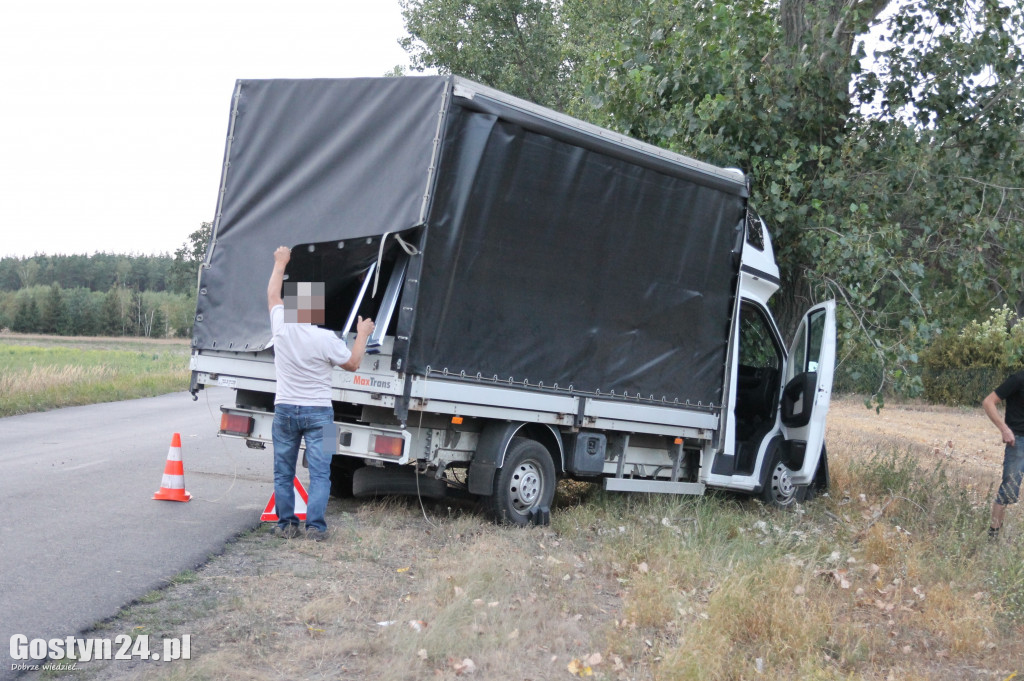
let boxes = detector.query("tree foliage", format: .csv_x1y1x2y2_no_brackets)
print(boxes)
399,0,633,112
399,0,1024,400
0,225,208,338
0,252,175,293
0,285,194,338
168,222,212,295
920,306,1024,405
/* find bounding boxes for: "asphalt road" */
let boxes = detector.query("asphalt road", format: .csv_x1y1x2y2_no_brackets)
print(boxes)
0,388,277,677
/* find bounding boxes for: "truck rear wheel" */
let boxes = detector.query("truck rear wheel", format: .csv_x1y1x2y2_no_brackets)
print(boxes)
330,458,363,498
486,438,556,526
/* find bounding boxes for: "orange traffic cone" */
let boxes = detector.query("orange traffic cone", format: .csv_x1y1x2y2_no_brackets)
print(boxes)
153,433,192,502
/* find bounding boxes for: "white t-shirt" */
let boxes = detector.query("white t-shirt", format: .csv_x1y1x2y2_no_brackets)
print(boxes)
270,304,352,406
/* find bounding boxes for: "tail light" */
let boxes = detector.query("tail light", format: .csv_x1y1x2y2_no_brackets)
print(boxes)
220,413,254,436
371,434,404,457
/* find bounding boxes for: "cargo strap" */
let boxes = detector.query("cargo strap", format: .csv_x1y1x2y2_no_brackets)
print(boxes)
373,232,421,297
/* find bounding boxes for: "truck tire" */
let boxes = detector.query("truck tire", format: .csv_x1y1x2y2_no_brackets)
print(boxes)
486,438,556,526
351,465,447,500
330,458,364,498
760,447,808,509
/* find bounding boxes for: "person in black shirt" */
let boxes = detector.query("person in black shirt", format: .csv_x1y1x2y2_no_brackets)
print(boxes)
982,370,1024,540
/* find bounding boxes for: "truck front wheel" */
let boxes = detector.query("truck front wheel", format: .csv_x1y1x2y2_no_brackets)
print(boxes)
760,447,807,508
486,438,556,526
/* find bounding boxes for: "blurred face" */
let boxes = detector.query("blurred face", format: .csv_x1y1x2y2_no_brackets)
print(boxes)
282,281,325,324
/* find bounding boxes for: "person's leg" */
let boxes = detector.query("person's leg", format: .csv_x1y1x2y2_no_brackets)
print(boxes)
991,502,1006,530
272,405,302,530
300,406,334,534
992,440,1024,537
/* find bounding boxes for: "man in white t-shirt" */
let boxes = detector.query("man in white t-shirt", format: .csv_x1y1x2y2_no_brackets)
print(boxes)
267,246,374,541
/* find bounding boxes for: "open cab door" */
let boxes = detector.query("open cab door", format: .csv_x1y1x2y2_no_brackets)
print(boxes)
779,301,836,486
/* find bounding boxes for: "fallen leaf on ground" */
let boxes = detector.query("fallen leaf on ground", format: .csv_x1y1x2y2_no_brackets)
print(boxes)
818,569,851,589
567,658,593,677
450,657,476,675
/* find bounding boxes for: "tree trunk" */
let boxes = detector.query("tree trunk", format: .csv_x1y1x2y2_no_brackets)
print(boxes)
779,0,891,57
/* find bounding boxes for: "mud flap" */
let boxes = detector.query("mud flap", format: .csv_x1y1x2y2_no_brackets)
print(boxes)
468,422,523,495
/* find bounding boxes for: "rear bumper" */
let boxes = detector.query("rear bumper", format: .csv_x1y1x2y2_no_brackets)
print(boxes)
217,406,411,465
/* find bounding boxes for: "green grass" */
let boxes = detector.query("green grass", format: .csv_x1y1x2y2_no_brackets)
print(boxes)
0,337,191,416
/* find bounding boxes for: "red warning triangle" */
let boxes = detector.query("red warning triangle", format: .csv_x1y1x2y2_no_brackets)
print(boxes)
260,477,309,522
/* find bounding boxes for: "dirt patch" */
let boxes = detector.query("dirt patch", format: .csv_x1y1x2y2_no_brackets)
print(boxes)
827,395,1005,496
0,332,188,351
73,499,625,681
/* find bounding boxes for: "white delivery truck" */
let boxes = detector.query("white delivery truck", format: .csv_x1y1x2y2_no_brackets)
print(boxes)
189,76,836,525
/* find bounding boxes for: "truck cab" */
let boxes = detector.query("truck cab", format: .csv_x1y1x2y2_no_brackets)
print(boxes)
715,217,836,505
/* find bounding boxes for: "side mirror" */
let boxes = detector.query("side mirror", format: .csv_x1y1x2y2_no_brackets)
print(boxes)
781,371,817,428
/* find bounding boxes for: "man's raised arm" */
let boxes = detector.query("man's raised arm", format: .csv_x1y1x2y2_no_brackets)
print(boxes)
268,246,290,311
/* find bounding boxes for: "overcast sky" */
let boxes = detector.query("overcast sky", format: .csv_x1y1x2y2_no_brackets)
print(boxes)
0,0,413,258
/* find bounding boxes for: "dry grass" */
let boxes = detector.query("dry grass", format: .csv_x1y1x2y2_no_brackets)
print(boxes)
0,338,190,415
0,363,115,393
59,397,1024,680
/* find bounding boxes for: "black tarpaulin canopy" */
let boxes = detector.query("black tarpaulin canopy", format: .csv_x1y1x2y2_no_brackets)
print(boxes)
193,76,747,407
193,77,448,351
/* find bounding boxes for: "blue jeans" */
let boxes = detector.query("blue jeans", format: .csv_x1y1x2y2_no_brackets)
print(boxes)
997,438,1024,505
272,404,335,532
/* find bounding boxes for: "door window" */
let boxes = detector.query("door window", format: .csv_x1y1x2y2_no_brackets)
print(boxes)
785,320,806,385
739,304,781,371
807,309,825,373
734,302,782,431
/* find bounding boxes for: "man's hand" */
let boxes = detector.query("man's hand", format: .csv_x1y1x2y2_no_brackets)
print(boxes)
268,246,291,310
356,316,375,337
1000,424,1016,446
341,317,377,371
274,246,291,267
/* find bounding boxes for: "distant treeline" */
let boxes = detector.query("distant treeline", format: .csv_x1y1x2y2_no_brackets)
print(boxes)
0,252,195,295
0,284,196,338
0,225,210,339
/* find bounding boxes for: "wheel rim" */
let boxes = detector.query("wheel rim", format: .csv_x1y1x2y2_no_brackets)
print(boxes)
509,460,544,512
769,462,795,505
